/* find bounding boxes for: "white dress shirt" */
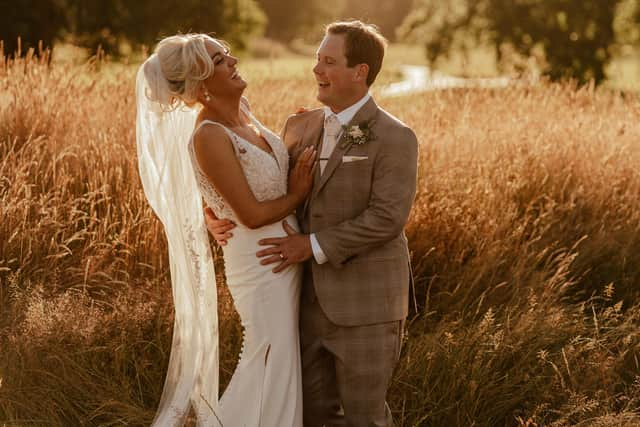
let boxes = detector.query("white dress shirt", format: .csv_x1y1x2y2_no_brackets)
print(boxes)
309,93,371,265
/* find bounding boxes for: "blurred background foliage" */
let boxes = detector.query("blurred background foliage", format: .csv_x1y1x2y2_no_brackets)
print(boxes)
0,0,266,55
399,0,640,84
0,0,639,83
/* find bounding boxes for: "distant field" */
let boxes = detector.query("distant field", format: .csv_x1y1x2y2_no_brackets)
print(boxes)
49,41,640,92
1,49,639,426
606,50,640,91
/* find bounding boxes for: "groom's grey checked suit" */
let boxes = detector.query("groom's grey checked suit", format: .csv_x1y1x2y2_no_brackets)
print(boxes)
282,96,418,426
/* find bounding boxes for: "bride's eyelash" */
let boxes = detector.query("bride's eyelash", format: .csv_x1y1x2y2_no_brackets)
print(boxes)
214,50,230,65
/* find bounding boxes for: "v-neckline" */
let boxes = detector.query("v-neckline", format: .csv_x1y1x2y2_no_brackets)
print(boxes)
208,118,283,172
232,130,278,162
195,121,276,159
237,109,277,158
202,109,277,158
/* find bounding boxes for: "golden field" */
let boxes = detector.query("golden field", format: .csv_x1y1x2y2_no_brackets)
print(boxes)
1,50,640,426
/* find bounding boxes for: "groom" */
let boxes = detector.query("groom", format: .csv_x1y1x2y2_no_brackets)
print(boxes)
207,21,418,427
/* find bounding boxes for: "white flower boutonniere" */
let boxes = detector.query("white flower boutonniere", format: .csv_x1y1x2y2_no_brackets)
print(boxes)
341,119,376,148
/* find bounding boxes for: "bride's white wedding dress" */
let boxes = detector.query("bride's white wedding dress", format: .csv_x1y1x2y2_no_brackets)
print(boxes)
187,105,303,427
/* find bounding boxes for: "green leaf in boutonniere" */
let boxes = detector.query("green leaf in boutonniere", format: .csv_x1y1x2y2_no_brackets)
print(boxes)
341,119,376,148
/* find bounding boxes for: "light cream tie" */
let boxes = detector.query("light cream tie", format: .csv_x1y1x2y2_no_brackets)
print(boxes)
320,114,342,175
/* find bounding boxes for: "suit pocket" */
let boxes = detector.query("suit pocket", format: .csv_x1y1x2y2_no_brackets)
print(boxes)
338,158,370,169
334,158,371,193
342,155,369,163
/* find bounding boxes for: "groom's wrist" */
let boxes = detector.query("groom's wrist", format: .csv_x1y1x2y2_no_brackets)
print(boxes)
309,233,329,264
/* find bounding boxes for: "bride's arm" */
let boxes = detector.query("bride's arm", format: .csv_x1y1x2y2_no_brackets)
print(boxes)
193,123,315,229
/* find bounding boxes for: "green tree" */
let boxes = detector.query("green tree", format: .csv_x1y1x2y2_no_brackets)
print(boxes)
222,0,268,49
340,0,413,41
0,0,67,55
1,0,266,57
258,0,413,43
63,0,265,53
400,0,640,84
614,0,640,46
258,0,345,42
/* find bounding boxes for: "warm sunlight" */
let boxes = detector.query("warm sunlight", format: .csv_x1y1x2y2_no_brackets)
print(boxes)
2,1,640,426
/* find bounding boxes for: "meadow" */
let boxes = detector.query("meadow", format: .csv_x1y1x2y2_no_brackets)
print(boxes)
1,46,640,426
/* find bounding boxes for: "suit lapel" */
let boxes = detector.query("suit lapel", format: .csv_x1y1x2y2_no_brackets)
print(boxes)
301,111,325,152
299,111,325,216
310,98,379,201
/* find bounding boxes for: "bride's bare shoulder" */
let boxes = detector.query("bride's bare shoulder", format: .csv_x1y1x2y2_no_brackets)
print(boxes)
193,119,227,141
192,121,235,165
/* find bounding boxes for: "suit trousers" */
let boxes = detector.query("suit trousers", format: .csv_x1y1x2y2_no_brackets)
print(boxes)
300,264,403,427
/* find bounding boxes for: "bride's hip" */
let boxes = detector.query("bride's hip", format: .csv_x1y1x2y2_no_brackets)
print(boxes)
222,214,299,252
222,214,300,279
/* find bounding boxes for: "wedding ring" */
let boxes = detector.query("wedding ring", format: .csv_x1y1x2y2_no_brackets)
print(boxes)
279,253,285,260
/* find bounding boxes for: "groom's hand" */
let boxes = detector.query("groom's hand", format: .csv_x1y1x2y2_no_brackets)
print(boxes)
204,207,236,246
257,220,313,273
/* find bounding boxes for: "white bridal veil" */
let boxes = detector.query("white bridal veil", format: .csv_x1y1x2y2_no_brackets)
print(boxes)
135,54,220,426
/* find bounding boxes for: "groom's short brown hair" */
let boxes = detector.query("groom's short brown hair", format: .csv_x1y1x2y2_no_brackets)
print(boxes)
326,20,387,87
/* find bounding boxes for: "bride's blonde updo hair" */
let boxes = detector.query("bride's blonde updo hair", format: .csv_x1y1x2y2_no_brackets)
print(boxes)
154,33,223,108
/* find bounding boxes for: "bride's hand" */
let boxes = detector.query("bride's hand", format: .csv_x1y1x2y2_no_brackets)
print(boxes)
288,146,316,203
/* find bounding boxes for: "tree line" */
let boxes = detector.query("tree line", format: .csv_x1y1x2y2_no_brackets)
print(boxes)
0,0,412,55
1,0,265,55
2,0,639,84
400,0,640,84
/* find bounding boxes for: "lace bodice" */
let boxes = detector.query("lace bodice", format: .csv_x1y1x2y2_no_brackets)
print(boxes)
187,107,290,220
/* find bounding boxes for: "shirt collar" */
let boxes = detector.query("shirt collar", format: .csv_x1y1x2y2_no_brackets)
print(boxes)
323,93,371,126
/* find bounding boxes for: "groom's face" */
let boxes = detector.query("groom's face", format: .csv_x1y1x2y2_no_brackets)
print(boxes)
313,33,362,112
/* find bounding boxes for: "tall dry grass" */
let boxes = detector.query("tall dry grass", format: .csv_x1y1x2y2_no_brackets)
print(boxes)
1,50,639,426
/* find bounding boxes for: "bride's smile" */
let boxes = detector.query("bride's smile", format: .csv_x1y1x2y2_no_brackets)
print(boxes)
202,39,247,97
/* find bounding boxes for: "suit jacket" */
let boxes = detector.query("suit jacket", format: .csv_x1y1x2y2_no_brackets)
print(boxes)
282,97,418,326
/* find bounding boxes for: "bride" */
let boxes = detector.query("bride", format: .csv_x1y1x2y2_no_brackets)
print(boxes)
135,33,316,426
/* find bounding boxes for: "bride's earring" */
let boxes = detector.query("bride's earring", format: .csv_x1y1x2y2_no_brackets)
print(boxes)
203,90,211,102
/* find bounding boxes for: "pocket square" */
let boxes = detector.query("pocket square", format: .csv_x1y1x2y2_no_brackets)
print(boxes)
342,155,368,163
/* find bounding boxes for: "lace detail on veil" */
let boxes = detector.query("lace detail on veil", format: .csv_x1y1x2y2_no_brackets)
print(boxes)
135,54,220,427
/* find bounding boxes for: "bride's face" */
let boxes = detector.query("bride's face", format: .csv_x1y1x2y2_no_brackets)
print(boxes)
201,39,246,98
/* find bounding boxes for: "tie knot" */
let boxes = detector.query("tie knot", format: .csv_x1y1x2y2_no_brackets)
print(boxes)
324,114,341,138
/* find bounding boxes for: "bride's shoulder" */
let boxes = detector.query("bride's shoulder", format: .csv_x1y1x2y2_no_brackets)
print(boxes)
192,120,234,155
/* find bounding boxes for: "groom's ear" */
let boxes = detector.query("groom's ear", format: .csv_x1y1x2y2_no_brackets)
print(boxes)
353,63,369,84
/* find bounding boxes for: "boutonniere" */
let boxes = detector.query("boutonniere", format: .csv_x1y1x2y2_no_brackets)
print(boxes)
341,119,376,148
